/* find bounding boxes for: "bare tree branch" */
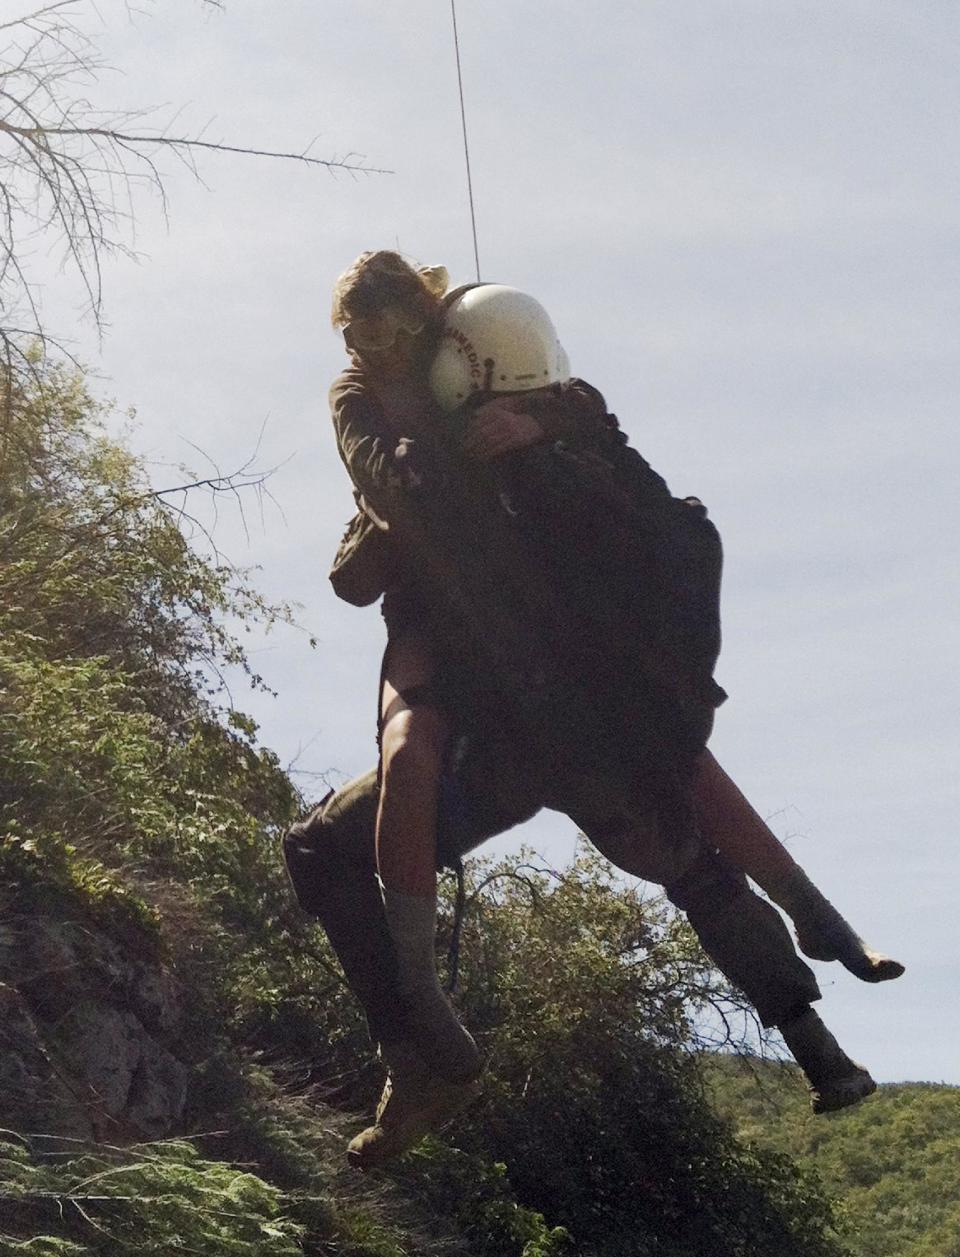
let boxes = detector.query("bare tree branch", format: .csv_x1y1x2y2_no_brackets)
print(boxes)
0,2,390,386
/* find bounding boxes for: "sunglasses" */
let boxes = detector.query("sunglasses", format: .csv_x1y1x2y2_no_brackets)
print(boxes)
342,305,428,352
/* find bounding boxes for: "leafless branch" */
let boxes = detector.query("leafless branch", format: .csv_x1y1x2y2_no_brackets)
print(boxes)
0,2,391,383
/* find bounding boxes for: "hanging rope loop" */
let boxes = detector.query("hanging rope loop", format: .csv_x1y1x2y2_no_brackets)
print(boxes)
451,1,481,281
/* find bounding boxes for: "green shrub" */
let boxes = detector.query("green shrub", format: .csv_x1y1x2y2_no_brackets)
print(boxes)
0,1136,303,1257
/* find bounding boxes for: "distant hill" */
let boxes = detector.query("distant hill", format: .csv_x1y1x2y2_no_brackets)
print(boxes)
705,1054,960,1257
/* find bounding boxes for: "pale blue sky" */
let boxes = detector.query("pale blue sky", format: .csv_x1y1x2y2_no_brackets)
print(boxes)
34,1,958,1084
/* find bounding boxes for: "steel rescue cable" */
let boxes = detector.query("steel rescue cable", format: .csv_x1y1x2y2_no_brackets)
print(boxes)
451,1,481,282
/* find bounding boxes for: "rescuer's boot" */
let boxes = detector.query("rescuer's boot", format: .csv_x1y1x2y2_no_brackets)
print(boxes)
347,1043,481,1170
774,868,905,983
779,1007,877,1114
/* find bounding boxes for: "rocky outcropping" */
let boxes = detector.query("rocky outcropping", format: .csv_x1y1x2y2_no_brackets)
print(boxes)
0,916,188,1139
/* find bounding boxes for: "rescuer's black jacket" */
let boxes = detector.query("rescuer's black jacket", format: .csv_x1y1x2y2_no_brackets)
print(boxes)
329,372,725,788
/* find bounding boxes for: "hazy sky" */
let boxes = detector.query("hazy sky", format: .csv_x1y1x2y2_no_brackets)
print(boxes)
30,1,959,1084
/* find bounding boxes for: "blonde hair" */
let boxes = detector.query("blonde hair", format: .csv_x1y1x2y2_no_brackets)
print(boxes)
330,251,448,328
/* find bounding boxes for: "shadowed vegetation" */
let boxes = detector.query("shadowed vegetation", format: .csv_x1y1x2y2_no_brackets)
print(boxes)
0,359,870,1256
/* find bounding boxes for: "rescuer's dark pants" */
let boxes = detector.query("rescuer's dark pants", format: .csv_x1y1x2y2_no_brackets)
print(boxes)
282,763,820,1046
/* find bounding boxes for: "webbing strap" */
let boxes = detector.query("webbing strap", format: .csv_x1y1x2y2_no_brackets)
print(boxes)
446,859,467,994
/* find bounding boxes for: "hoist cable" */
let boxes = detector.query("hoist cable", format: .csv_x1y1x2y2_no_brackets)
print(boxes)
451,1,481,281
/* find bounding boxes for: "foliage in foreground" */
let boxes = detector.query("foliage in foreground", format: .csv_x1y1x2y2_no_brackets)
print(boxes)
0,1136,302,1257
0,359,372,1073
1,362,851,1256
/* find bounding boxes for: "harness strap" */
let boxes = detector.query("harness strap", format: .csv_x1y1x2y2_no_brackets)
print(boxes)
446,858,467,994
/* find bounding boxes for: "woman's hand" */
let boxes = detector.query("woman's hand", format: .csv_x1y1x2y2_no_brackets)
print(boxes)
462,396,546,461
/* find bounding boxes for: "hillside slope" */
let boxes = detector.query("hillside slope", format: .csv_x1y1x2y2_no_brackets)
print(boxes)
707,1055,960,1257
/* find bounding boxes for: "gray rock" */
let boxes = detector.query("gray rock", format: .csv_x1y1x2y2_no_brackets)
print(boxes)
0,982,94,1138
1,916,190,1140
51,1001,144,1117
11,918,90,1016
125,1037,188,1136
130,963,185,1037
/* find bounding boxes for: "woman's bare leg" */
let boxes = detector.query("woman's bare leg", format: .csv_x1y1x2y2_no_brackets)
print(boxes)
349,633,480,1170
377,634,446,896
692,750,798,882
693,750,904,983
376,635,477,1055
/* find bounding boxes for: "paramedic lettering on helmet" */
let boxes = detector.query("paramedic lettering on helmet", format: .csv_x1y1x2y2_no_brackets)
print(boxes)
430,285,570,408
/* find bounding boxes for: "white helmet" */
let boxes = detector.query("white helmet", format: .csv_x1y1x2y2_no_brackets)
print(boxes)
429,284,570,413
